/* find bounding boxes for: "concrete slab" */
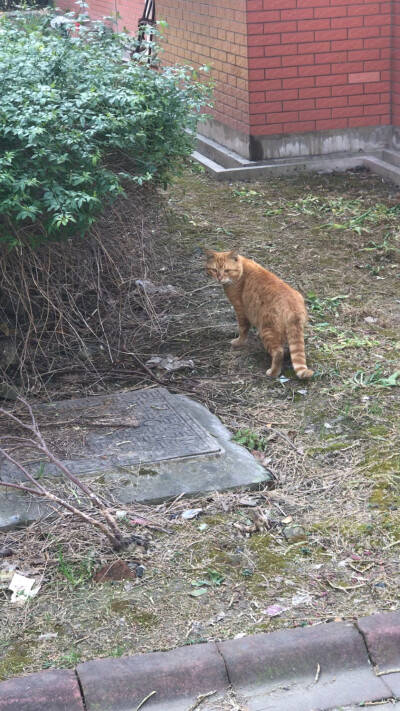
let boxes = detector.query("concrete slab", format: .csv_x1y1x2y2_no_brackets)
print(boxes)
0,388,270,528
380,673,400,699
0,669,84,711
218,622,389,711
357,611,400,671
328,706,400,711
1,388,222,480
110,393,271,505
77,643,229,711
0,489,51,531
357,612,400,699
363,155,400,187
196,153,366,182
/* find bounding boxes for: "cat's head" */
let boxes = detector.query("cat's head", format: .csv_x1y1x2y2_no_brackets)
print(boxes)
203,248,243,285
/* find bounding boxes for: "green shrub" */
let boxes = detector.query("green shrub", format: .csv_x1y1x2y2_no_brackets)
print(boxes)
0,0,49,11
0,9,211,247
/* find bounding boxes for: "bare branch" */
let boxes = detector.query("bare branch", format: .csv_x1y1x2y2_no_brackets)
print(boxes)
0,399,150,550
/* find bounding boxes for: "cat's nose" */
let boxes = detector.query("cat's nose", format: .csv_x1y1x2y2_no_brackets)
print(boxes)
217,274,223,281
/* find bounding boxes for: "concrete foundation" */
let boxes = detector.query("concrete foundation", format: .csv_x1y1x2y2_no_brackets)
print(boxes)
194,130,400,187
198,120,393,162
248,125,392,162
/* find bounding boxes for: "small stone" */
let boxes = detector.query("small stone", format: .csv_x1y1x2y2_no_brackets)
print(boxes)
283,524,306,540
38,632,58,640
115,510,128,520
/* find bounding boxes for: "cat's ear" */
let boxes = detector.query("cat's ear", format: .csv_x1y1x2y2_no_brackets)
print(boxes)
227,250,239,261
203,247,216,259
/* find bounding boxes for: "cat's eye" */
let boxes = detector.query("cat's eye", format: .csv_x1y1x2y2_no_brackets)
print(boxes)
224,269,231,273
210,268,217,273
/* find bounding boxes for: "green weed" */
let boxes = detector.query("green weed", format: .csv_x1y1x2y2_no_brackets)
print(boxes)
323,334,380,352
57,548,94,588
233,428,268,451
306,292,348,314
232,188,263,203
350,366,400,388
59,648,81,667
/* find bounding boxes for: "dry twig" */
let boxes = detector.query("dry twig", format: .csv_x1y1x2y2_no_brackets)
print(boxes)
0,398,149,550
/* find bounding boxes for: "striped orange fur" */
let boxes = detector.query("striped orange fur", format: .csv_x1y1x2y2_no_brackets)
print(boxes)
204,248,313,380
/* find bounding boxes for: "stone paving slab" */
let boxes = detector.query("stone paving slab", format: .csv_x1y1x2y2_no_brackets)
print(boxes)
0,389,223,481
0,389,270,529
76,642,228,711
2,614,400,711
0,490,51,532
217,622,390,711
0,669,84,711
358,611,400,698
358,611,400,671
383,674,400,699
112,393,271,505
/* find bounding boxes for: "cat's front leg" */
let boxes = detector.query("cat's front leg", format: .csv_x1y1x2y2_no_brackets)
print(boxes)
231,309,250,347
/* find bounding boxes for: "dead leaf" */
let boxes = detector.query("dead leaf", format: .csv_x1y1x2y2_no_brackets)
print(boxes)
238,497,259,507
93,560,137,583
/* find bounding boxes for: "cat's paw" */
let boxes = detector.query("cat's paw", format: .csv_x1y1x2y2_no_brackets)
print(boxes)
266,367,280,378
231,337,246,347
296,368,314,380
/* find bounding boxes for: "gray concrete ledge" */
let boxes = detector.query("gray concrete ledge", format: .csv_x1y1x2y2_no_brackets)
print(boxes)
198,120,391,162
1,613,400,711
194,132,400,187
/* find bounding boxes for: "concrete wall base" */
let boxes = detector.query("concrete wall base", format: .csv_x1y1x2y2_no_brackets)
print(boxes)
194,131,400,188
198,120,393,162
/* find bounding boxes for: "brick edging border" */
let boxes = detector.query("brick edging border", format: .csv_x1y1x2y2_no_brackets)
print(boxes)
1,612,400,711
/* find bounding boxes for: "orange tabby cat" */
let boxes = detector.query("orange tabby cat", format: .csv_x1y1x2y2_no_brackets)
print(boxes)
204,248,313,380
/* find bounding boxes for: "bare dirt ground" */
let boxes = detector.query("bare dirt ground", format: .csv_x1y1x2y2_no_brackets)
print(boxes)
1,165,399,681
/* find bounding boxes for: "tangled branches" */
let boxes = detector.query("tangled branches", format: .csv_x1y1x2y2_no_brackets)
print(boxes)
0,183,167,395
0,398,149,550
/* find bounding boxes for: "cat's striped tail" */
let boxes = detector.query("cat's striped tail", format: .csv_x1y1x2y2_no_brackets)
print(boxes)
287,316,314,380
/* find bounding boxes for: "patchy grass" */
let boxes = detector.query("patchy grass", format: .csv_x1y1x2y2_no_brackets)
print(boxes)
1,165,400,680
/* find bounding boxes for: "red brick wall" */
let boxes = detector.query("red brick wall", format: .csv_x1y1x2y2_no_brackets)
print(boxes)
393,0,400,126
156,0,250,135
248,0,391,136
56,0,397,144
